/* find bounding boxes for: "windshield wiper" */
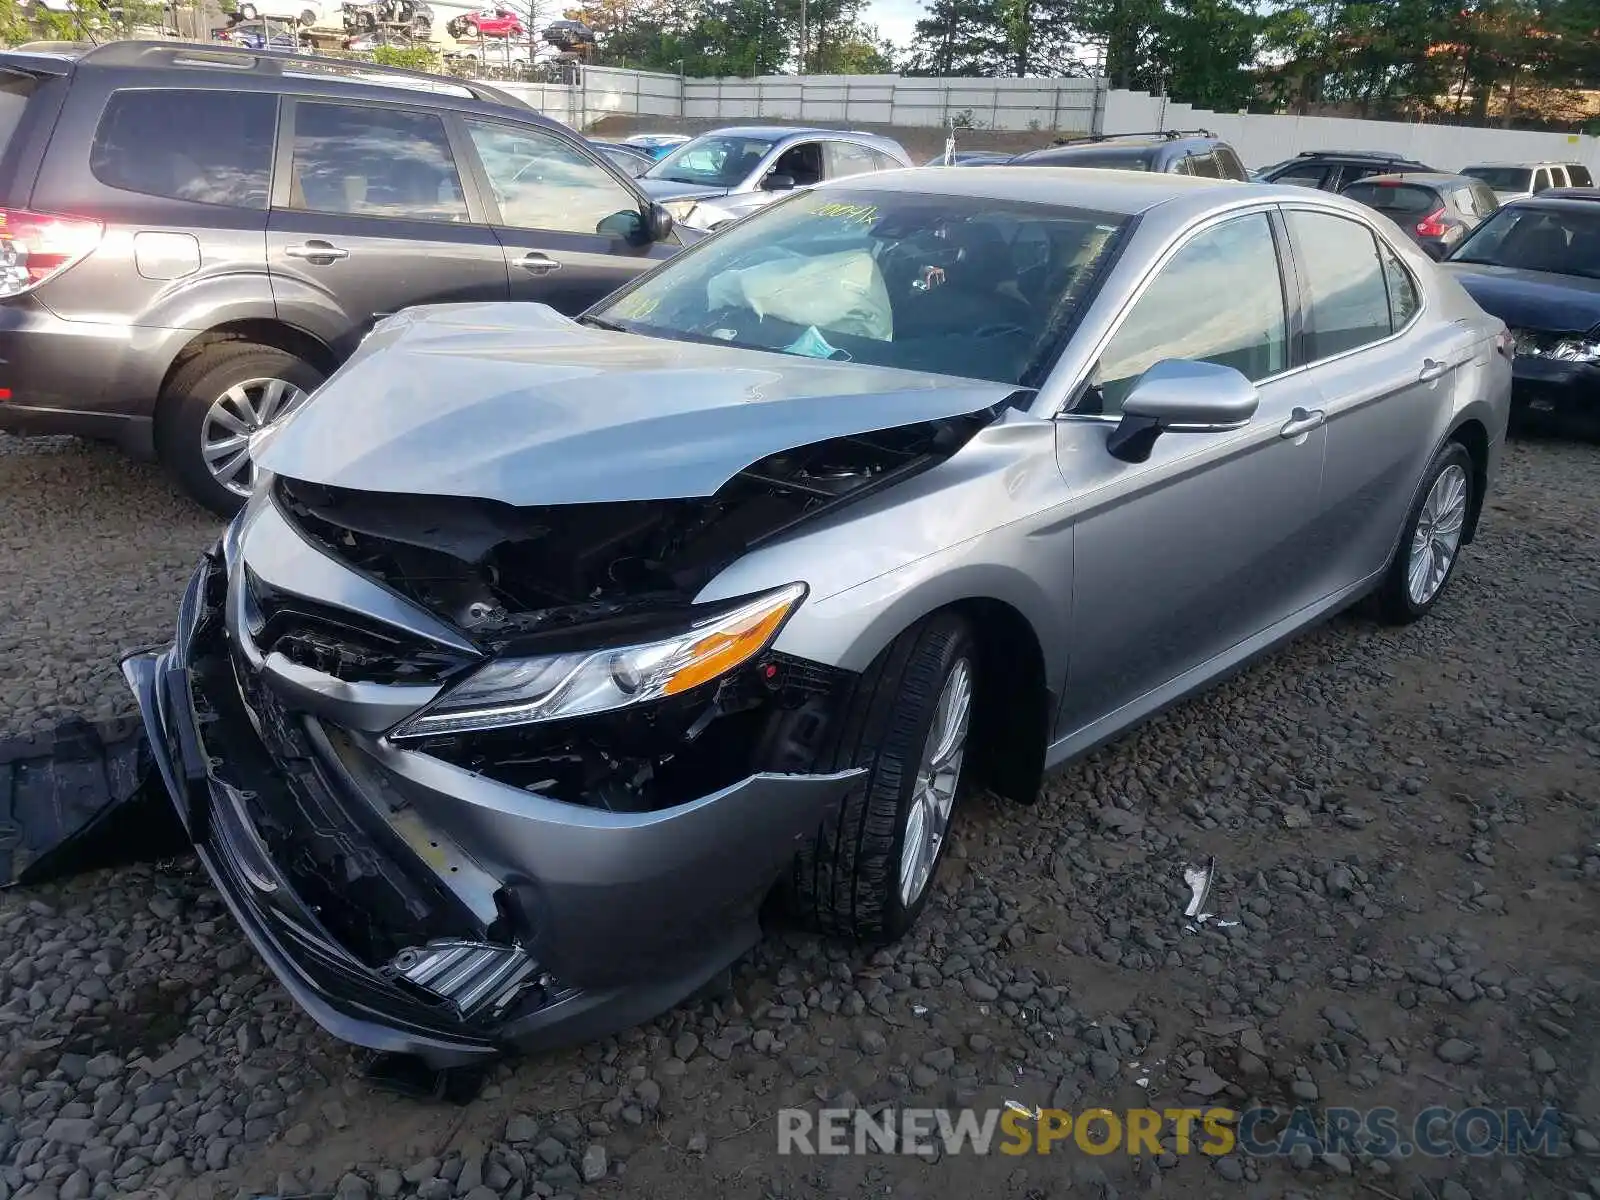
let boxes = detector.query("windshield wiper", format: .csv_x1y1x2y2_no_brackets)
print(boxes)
578,315,629,332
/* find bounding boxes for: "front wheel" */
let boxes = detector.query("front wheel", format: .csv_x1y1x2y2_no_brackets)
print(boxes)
1371,440,1474,624
784,613,976,943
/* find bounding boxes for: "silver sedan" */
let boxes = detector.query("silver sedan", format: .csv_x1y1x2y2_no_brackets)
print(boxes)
126,168,1511,1066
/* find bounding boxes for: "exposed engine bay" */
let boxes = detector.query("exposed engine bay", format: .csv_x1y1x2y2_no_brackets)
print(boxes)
267,412,997,814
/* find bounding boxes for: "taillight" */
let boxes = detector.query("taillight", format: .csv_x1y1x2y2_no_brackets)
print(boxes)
0,209,104,298
1415,208,1449,238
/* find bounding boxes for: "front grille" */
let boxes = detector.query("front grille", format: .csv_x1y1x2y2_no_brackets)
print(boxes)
243,568,470,687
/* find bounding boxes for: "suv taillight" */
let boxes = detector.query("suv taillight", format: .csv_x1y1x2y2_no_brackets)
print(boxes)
0,209,105,298
1415,207,1449,239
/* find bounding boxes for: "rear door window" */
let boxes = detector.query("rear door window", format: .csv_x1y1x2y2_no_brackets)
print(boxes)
825,141,881,179
285,102,467,221
90,89,277,208
1270,164,1330,189
1214,146,1247,179
1533,167,1553,193
1287,210,1394,359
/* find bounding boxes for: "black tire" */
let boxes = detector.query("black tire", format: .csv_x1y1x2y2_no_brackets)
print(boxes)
1370,440,1475,625
238,2,258,17
784,613,976,943
156,342,325,518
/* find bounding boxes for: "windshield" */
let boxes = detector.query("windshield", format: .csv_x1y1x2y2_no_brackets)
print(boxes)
588,188,1130,388
1461,166,1533,192
1448,204,1600,277
645,134,779,187
1342,182,1440,214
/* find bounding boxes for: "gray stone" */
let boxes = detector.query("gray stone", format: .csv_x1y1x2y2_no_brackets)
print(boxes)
1435,1039,1478,1064
42,1119,94,1147
581,1143,608,1184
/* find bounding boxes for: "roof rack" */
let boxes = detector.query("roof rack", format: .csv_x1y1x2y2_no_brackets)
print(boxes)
1294,148,1417,161
70,40,532,110
1050,129,1216,147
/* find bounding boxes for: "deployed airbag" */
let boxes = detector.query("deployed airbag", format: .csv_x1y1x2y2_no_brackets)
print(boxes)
707,249,893,341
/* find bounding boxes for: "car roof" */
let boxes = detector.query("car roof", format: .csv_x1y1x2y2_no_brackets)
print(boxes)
1508,191,1600,213
1463,160,1575,169
1294,149,1426,161
817,164,1306,216
1346,172,1478,187
29,39,544,118
699,124,904,150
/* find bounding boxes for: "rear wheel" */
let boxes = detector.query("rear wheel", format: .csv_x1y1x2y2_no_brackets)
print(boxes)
785,613,975,943
156,342,324,517
1371,441,1474,624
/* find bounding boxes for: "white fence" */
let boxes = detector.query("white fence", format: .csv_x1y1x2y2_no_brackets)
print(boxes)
501,66,683,129
1102,87,1600,174
497,64,1598,175
503,69,1100,133
681,74,1102,132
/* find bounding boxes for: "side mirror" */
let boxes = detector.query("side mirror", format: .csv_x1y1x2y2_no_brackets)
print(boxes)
1105,359,1259,463
762,172,796,192
645,201,674,242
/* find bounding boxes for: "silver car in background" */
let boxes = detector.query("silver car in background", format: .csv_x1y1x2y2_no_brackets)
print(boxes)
125,169,1511,1066
636,125,912,231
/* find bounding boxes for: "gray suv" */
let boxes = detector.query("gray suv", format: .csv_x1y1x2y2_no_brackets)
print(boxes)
0,40,690,514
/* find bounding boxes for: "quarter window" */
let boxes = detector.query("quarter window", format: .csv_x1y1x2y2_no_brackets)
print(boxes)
91,89,276,209
465,121,641,235
1379,241,1420,329
286,103,467,221
825,141,881,179
1287,210,1393,359
1187,151,1221,178
1569,164,1593,187
1087,213,1288,415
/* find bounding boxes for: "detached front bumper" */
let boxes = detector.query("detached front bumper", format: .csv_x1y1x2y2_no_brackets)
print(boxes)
124,546,859,1066
1510,355,1600,431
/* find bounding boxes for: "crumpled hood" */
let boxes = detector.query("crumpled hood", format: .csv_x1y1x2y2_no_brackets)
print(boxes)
253,303,1018,507
1441,263,1600,335
638,179,732,202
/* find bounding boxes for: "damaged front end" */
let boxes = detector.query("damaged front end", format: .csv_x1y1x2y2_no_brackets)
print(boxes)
122,412,989,1064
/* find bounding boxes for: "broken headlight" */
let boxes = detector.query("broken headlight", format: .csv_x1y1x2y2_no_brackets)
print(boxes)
389,583,806,738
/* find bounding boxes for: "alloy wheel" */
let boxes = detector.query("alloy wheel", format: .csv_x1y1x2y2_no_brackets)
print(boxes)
898,657,973,907
1407,463,1469,606
200,377,309,499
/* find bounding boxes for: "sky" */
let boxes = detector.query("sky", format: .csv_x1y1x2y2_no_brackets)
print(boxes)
865,0,924,49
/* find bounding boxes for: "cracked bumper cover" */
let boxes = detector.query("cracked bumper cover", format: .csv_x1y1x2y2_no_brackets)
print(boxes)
123,547,859,1066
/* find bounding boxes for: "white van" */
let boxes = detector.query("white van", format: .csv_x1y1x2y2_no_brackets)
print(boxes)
1459,161,1595,204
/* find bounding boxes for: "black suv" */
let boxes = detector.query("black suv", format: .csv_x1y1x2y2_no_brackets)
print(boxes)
1005,130,1250,180
0,41,689,514
1256,149,1435,192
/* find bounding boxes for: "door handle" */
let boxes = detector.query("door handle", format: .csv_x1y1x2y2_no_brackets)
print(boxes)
513,252,562,275
283,241,349,261
1279,407,1326,439
1418,357,1448,382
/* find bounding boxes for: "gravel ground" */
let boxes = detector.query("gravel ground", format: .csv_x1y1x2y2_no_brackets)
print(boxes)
1,429,1598,1200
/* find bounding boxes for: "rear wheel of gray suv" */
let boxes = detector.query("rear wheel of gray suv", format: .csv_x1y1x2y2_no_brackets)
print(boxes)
157,343,325,518
785,613,976,943
1371,440,1475,625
